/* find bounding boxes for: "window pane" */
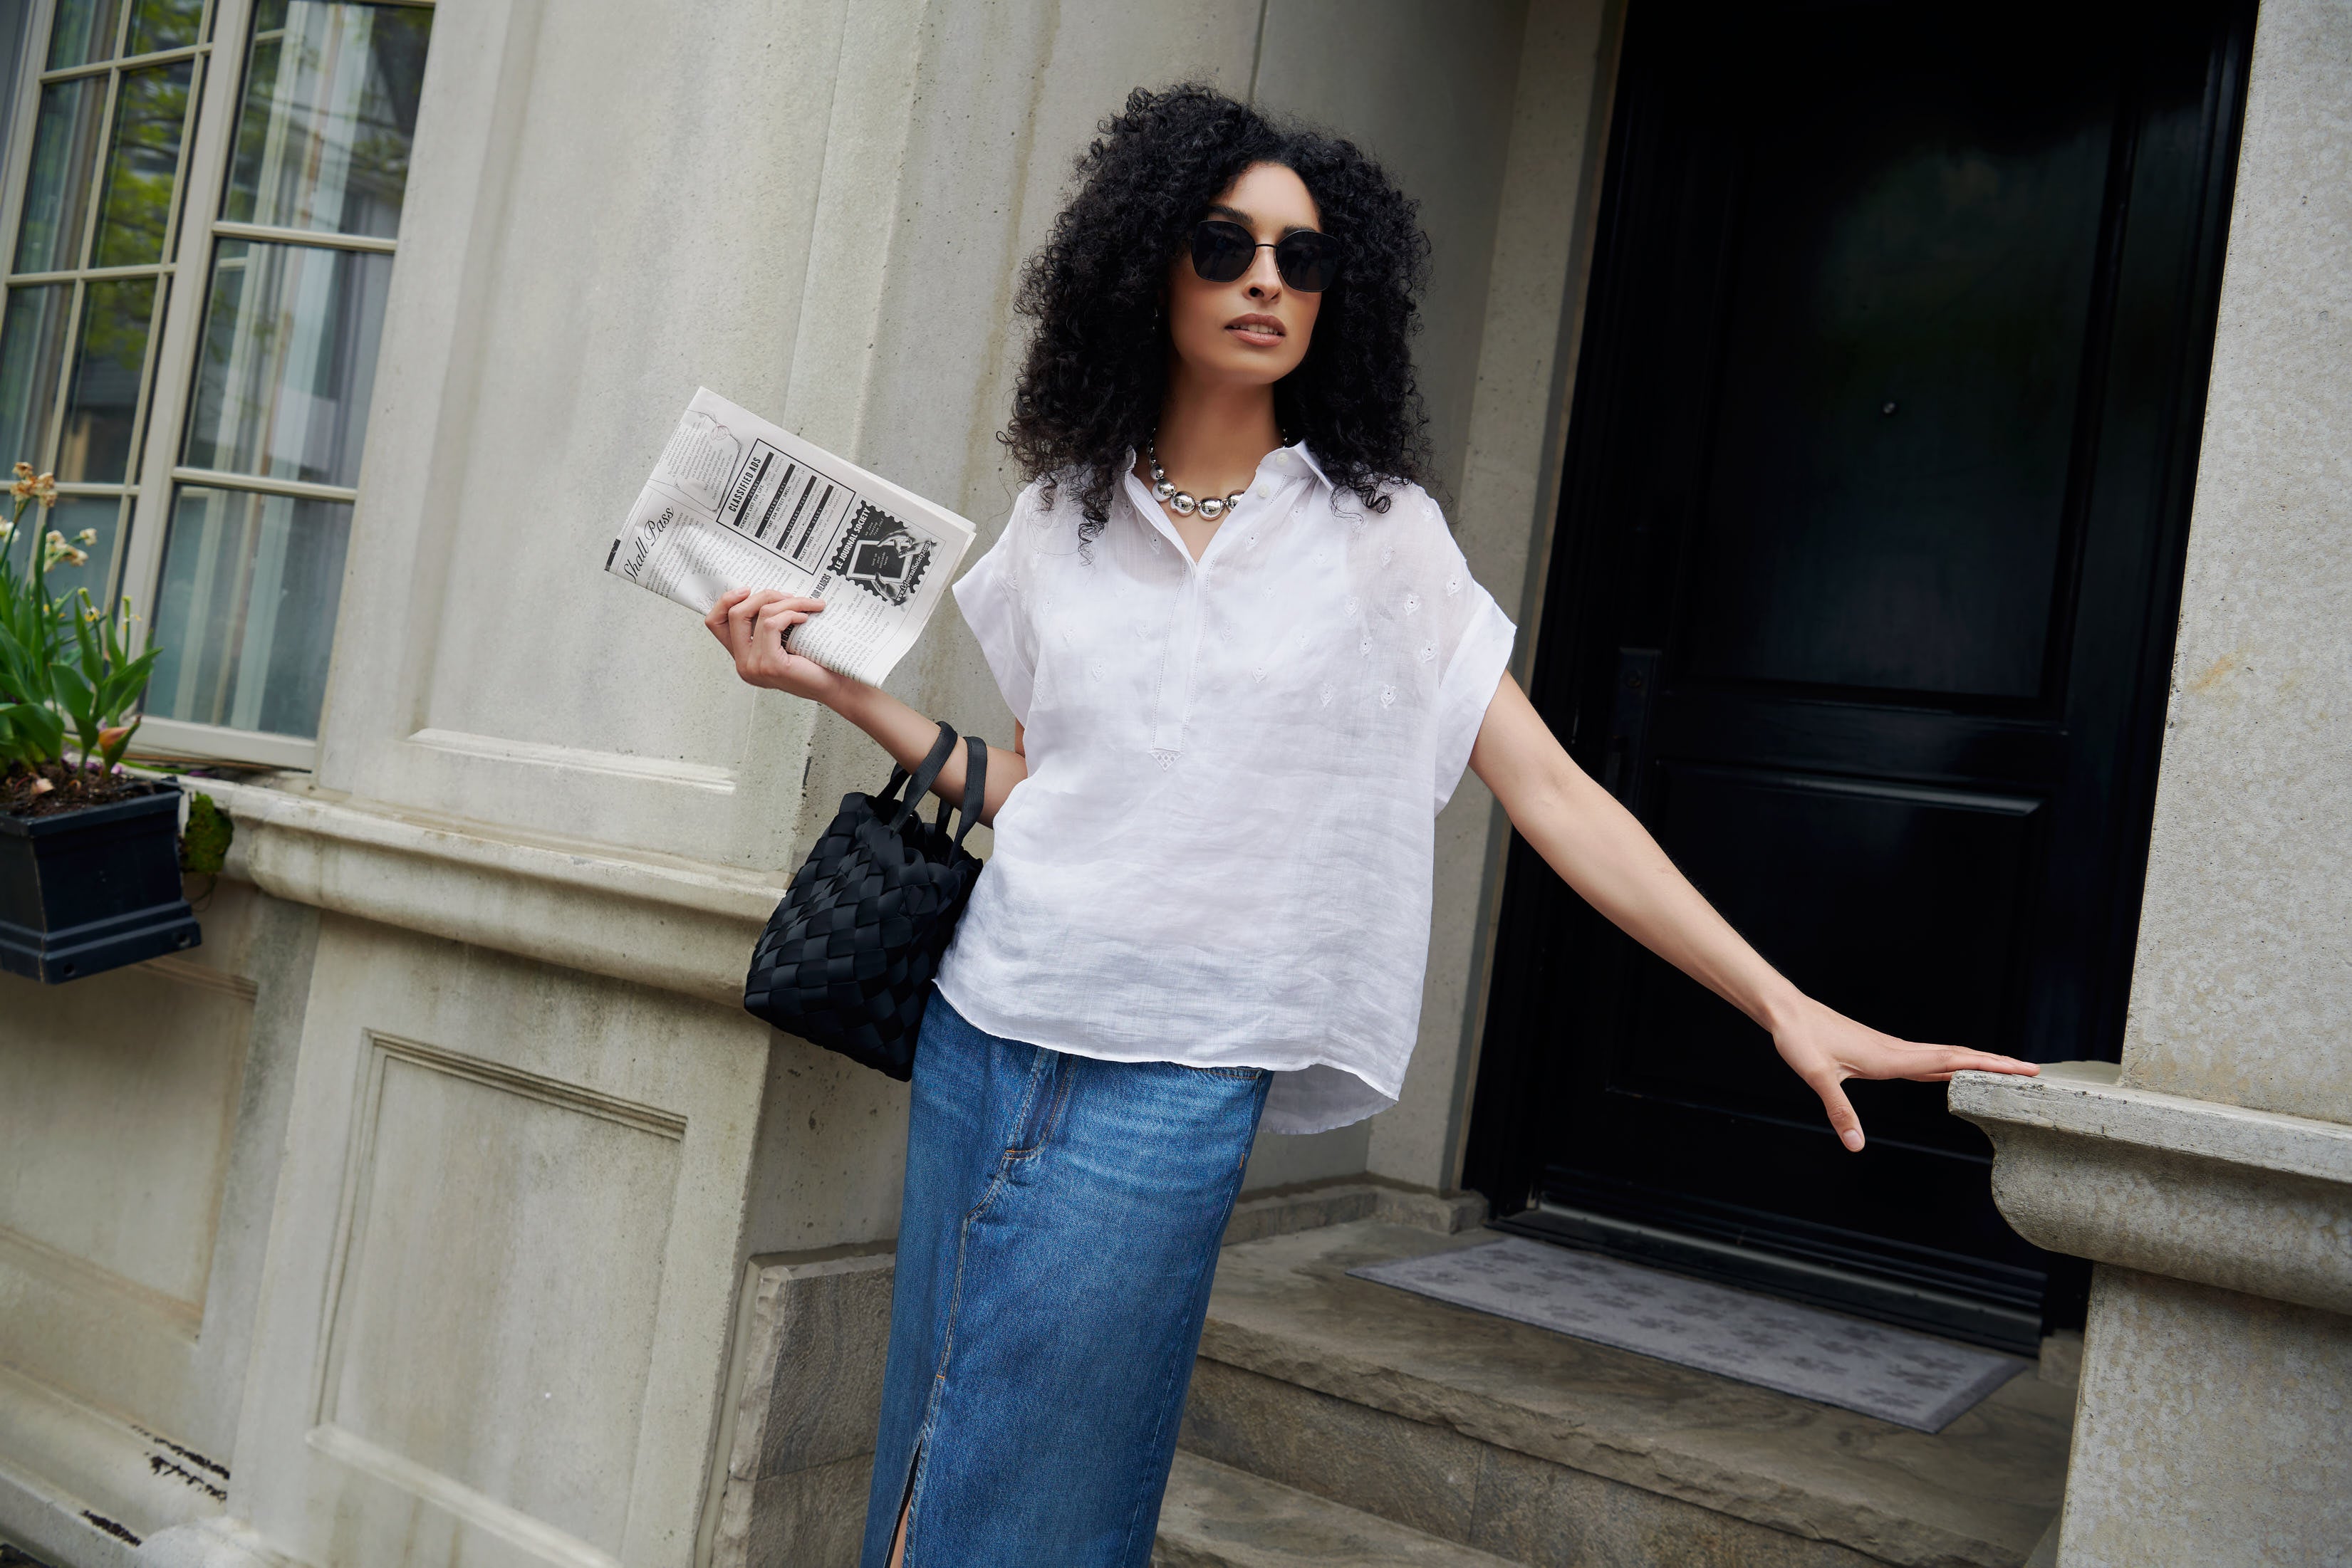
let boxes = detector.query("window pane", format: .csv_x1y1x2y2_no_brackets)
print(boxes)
0,1,36,179
90,58,193,267
46,0,125,68
15,76,106,272
58,274,156,481
0,283,71,468
224,0,430,239
148,484,349,737
33,491,123,605
125,0,202,56
182,239,387,486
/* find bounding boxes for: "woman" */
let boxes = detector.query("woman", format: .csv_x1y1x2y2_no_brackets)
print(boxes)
707,84,2038,1568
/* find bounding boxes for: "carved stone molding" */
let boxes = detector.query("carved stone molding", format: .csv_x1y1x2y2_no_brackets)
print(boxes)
1950,1062,2352,1316
203,780,779,1008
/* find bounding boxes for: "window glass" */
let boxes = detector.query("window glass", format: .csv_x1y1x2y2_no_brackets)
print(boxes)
90,58,193,266
58,274,155,480
182,239,387,486
36,491,123,603
147,485,350,736
15,76,105,272
0,283,71,465
46,0,125,68
224,0,427,239
124,0,202,57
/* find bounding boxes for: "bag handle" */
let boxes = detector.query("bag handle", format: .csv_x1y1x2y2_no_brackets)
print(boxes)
885,721,961,829
952,733,987,849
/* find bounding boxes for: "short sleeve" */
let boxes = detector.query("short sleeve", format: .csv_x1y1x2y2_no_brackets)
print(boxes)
1417,495,1516,812
952,486,1041,725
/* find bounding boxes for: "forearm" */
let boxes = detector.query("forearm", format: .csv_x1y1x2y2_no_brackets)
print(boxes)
1470,677,1800,1032
825,677,1027,823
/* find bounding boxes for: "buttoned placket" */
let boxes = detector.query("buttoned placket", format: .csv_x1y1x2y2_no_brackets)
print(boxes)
1123,450,1305,763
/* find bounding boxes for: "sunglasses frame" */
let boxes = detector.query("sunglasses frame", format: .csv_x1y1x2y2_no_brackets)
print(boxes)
1188,219,1345,293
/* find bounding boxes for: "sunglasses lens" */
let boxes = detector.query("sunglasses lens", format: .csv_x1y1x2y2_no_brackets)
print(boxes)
1190,221,1256,283
1276,234,1342,293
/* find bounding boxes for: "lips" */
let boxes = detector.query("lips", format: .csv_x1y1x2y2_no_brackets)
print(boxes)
1226,313,1286,345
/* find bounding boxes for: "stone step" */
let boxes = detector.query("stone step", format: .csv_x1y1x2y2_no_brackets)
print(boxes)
1155,1451,1524,1568
1181,1221,2071,1568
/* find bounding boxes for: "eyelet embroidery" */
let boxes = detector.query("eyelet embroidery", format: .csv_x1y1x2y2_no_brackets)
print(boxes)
1358,634,1373,657
1344,595,1361,620
1319,682,1336,707
1379,684,1398,709
1251,665,1268,683
1445,574,1463,597
1403,591,1422,617
1418,641,1437,664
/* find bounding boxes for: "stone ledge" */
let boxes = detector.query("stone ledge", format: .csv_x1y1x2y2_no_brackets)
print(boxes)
1950,1062,2352,1315
1224,1182,1489,1249
202,779,779,1007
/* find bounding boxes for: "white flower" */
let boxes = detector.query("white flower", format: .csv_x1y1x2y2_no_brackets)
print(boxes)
42,530,87,568
73,528,96,546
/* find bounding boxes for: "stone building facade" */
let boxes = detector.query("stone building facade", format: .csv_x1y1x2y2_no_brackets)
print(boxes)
0,1,2342,1566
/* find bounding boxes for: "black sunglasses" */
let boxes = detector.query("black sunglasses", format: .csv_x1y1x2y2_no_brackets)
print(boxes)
1189,219,1345,293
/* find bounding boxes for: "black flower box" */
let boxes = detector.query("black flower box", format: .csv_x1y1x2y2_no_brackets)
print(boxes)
0,785,201,983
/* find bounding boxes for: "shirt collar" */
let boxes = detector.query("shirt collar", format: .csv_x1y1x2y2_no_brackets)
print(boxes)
1286,439,1333,491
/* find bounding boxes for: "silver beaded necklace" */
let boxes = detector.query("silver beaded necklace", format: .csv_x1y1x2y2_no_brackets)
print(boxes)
1147,441,1246,521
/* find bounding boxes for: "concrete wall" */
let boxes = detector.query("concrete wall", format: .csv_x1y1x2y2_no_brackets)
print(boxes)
1953,3,2352,1564
0,2,1614,1566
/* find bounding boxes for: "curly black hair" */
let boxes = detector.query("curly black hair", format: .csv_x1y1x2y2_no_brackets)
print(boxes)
1002,84,1432,536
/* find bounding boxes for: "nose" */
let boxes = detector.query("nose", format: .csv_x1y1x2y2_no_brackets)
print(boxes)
1244,244,1284,301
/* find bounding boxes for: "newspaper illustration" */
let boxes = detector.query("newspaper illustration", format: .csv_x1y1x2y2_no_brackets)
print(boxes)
605,388,974,688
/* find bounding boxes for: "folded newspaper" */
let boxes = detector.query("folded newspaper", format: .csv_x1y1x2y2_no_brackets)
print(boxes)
605,387,974,687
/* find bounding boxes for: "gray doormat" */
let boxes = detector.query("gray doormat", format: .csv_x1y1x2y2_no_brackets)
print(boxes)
1349,1237,2024,1433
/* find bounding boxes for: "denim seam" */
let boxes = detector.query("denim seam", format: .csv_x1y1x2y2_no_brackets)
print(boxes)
901,1045,1055,1567
1114,1079,1264,1565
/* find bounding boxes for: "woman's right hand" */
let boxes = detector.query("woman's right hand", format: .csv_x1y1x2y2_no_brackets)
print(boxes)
705,587,851,705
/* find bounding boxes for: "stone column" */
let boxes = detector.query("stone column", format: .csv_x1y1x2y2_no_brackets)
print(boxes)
1950,1,2352,1563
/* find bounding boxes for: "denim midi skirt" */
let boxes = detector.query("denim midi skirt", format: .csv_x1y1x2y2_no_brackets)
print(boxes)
858,991,1271,1568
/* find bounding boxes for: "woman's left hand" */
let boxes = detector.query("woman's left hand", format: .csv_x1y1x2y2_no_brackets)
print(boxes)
1767,993,2039,1152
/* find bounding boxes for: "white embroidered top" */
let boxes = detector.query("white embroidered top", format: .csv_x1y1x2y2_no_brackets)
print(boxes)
932,442,1517,1134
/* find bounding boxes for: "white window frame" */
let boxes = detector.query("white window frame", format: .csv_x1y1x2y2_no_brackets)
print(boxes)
0,0,432,772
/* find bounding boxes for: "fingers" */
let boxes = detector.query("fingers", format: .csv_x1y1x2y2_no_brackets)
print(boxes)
1943,1048,2040,1077
1811,1075,1866,1152
704,587,750,643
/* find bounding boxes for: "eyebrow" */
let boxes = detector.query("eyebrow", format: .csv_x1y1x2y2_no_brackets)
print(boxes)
1204,202,1319,237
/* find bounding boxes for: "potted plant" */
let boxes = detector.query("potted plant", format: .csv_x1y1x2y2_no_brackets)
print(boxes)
0,463,198,982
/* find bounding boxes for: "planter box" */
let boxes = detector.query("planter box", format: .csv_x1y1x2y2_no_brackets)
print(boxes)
0,785,201,983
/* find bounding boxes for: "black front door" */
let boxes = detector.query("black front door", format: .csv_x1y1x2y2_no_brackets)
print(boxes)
1466,0,2252,1350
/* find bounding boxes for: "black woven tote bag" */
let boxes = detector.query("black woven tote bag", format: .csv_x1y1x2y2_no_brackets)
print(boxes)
742,722,986,1080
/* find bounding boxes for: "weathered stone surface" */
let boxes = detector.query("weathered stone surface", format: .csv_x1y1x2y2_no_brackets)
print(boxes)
713,1252,895,1568
1198,1222,2069,1568
1467,1444,1887,1568
1952,1062,2352,1316
1223,1182,1489,1249
2057,1268,2352,1568
1155,1452,1520,1568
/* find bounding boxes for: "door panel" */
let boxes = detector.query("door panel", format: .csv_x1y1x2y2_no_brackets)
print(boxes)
1467,0,2253,1349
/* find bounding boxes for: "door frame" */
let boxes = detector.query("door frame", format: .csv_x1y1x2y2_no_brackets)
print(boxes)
1460,0,2256,1347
